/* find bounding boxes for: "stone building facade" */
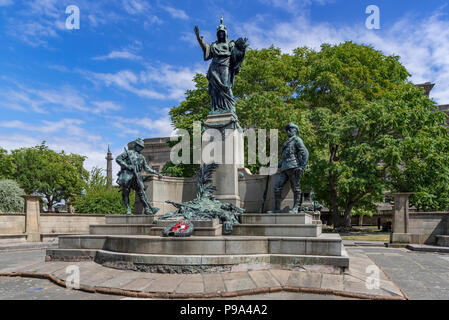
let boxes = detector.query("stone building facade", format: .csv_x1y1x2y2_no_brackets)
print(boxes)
127,137,172,173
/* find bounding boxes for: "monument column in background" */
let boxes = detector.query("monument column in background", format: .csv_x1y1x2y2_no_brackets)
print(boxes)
106,145,113,186
390,193,413,244
22,195,41,242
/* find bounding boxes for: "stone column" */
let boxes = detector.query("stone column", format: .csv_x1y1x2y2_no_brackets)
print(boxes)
22,195,41,242
203,113,244,207
390,193,413,244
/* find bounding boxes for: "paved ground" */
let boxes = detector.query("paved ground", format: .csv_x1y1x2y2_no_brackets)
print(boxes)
359,247,449,300
0,276,350,300
0,247,404,300
3,246,449,300
0,276,122,300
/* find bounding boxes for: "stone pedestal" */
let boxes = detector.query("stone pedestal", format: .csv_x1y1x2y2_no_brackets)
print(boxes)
203,113,244,207
390,193,413,244
22,195,41,242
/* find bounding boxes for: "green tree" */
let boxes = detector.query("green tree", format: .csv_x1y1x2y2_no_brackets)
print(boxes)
0,179,25,213
169,47,312,177
72,167,133,214
11,142,88,212
72,187,134,214
297,42,449,228
0,148,16,179
85,167,108,191
169,43,449,229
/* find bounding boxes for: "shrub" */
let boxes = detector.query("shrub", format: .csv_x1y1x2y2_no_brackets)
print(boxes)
72,186,134,214
0,179,25,213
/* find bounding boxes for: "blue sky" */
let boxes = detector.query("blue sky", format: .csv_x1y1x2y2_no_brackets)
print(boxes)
1,0,449,176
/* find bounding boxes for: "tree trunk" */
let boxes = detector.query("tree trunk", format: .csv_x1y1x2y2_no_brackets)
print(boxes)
328,144,340,228
343,202,355,229
46,196,53,213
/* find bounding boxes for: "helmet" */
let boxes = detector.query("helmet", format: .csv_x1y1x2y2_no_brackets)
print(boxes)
216,16,228,41
285,123,299,133
134,138,145,149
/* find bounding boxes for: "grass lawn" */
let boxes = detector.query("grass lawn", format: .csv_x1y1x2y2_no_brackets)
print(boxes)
341,235,390,242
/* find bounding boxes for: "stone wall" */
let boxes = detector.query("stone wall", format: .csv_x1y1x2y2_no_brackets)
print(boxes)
408,212,449,244
0,212,106,243
238,168,294,213
0,214,25,234
40,214,106,234
140,175,197,215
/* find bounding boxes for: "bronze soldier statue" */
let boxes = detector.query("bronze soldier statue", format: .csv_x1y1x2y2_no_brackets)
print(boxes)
270,123,309,214
116,138,162,215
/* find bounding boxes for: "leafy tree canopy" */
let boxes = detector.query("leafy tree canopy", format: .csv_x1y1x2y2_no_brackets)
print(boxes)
0,148,16,180
72,167,133,214
10,142,88,212
169,42,449,228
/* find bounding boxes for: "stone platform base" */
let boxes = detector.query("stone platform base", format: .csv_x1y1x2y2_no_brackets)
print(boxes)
46,212,349,273
436,235,449,247
46,234,349,272
46,248,349,273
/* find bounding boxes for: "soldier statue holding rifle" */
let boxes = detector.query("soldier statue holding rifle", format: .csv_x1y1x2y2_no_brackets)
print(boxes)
116,138,163,215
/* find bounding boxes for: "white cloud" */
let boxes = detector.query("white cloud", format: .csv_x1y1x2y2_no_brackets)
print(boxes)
259,0,333,12
0,81,125,115
122,0,150,15
93,49,143,61
109,112,175,138
0,128,116,176
238,10,449,104
81,63,206,101
160,5,189,20
91,101,122,113
0,0,13,6
0,119,101,142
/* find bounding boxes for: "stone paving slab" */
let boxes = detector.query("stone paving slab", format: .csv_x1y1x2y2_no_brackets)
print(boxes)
0,248,406,300
203,274,226,294
407,244,449,254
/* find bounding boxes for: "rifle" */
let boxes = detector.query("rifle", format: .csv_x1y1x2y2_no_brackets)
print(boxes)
124,147,146,191
165,200,197,211
259,175,270,213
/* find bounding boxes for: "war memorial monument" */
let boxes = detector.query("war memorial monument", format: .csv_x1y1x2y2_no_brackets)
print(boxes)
45,18,349,274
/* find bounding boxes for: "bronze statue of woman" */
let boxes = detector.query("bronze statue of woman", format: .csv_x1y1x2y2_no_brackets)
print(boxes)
194,17,248,117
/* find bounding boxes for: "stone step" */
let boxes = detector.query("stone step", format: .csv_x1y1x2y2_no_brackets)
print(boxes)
154,218,220,228
56,234,342,257
46,248,349,270
436,235,449,247
241,213,313,225
106,215,154,225
150,225,223,237
90,224,154,235
90,221,223,237
232,224,322,237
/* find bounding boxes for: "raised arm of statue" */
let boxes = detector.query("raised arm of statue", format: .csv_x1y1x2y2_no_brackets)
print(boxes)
194,25,212,61
194,26,206,51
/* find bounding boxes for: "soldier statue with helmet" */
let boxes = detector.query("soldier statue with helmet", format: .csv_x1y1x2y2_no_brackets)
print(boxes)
269,123,309,214
116,138,163,215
